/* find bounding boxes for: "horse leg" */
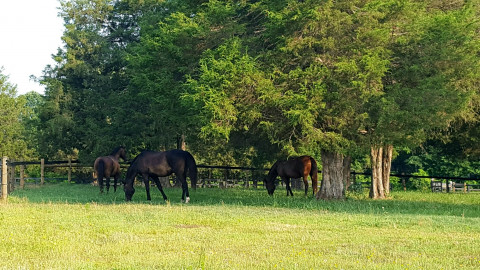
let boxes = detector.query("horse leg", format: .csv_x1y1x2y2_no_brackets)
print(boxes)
311,173,318,196
142,173,152,200
113,174,118,192
283,177,293,196
180,175,190,203
303,175,309,197
98,177,104,193
105,176,111,193
151,176,168,202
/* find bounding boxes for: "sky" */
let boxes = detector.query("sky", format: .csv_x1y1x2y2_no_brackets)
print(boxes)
0,0,64,95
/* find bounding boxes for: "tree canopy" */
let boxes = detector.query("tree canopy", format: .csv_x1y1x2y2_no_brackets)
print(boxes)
1,0,479,199
0,68,33,160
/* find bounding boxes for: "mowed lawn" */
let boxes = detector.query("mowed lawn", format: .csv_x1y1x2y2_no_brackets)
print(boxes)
1,183,480,269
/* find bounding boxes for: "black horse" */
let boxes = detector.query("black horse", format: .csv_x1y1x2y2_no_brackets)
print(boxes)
264,156,318,196
93,146,127,193
124,149,198,202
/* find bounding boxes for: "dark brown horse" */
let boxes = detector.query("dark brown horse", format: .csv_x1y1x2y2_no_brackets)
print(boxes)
124,149,197,203
264,156,318,196
93,146,127,193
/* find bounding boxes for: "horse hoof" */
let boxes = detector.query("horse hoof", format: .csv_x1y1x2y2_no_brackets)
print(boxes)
182,197,190,204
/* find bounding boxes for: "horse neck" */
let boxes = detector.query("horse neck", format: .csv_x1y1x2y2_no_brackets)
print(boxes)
267,163,278,181
110,153,120,161
124,165,136,186
111,149,124,161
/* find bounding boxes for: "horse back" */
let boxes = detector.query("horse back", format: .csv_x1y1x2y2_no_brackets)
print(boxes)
129,149,196,179
165,149,197,175
94,156,120,177
298,156,312,177
277,156,313,178
133,151,172,177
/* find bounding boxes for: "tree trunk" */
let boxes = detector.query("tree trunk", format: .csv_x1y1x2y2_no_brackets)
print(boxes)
370,144,393,199
370,146,385,199
177,134,186,151
382,145,393,196
316,150,344,200
343,156,351,195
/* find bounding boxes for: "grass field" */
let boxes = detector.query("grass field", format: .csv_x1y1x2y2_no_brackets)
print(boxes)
1,183,480,269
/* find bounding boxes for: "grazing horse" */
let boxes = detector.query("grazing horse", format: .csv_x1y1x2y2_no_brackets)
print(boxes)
264,156,318,196
93,146,127,193
124,149,198,203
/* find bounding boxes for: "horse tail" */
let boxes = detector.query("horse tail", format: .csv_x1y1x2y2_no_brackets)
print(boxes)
96,159,105,190
309,157,319,195
185,153,198,190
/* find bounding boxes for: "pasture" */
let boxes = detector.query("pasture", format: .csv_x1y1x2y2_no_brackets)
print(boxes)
1,183,480,269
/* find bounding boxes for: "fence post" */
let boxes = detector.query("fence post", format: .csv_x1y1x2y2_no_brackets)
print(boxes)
68,158,72,183
245,170,252,188
40,158,45,185
207,169,211,188
20,163,25,189
222,169,228,189
2,157,8,201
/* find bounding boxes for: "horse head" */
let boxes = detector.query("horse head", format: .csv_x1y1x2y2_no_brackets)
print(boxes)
264,173,277,196
123,161,136,201
124,183,135,201
264,161,281,196
118,146,127,161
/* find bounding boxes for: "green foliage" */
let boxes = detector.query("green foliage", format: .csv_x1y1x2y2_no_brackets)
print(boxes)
185,38,268,139
410,169,431,192
394,142,480,181
32,0,480,174
378,1,480,148
0,69,32,159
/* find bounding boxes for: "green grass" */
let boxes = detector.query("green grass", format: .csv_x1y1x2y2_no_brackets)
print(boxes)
1,183,480,269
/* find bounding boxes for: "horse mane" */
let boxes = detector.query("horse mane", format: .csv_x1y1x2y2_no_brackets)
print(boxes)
128,152,141,164
125,154,140,184
110,146,125,156
266,161,279,181
127,150,151,165
125,150,153,180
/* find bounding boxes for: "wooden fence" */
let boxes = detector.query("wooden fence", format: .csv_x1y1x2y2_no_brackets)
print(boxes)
0,158,273,200
1,157,480,201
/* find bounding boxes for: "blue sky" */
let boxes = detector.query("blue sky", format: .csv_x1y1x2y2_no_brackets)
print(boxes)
0,0,63,95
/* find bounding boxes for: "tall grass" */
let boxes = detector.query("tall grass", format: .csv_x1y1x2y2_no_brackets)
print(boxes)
1,183,480,269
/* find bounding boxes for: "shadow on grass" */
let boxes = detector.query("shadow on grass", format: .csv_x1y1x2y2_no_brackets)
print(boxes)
8,182,480,218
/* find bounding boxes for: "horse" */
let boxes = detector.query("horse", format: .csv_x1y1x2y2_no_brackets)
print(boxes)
124,149,198,203
93,146,127,193
264,155,318,196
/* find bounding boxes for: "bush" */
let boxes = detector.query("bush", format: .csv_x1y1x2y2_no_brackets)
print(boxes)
410,169,430,192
